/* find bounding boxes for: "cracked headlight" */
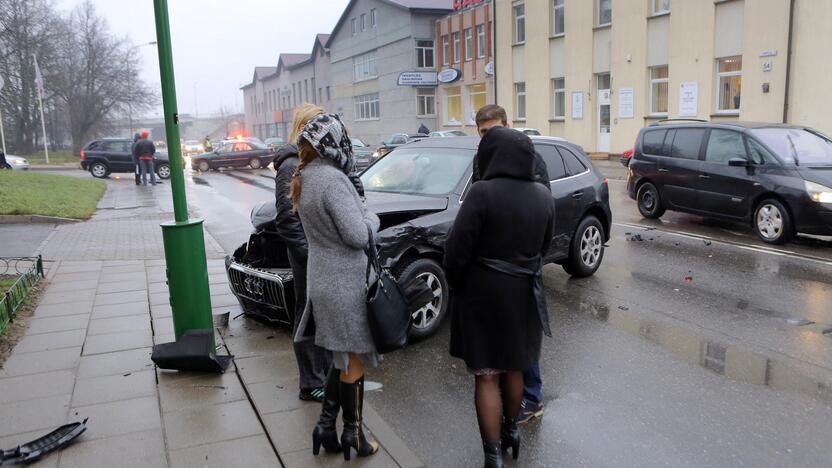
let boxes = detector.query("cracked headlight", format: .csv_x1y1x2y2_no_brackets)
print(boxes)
805,180,832,204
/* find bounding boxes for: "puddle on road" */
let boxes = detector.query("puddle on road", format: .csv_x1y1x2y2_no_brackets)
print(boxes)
191,177,211,187
576,300,832,403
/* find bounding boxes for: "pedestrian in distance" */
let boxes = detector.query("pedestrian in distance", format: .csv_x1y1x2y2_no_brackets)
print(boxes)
475,104,550,425
273,103,333,403
418,123,430,135
204,135,213,153
134,130,156,186
445,126,555,468
291,113,381,461
131,132,141,185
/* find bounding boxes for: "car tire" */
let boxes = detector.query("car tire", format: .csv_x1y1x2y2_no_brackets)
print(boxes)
754,198,793,244
89,162,109,178
249,158,262,170
563,215,605,278
196,160,210,172
155,163,171,179
394,258,448,341
637,182,665,219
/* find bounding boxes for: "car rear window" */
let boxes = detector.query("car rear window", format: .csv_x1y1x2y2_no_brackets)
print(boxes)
642,130,667,156
669,128,706,160
559,147,588,175
534,144,567,180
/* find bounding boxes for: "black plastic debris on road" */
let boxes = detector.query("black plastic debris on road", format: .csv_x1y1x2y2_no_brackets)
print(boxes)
0,419,88,465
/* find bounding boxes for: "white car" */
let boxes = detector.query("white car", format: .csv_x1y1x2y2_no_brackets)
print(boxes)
182,140,204,156
513,127,543,136
429,130,468,137
4,155,30,171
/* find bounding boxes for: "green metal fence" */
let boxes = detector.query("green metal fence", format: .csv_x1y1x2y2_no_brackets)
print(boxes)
0,256,44,334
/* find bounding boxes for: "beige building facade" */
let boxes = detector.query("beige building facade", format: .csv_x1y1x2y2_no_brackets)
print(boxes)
494,0,832,154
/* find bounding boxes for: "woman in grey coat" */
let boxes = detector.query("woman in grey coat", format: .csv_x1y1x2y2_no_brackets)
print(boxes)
291,113,381,461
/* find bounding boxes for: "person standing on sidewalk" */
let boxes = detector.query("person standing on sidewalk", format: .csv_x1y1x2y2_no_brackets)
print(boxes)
475,105,550,424
291,113,381,461
273,104,332,403
445,126,555,467
134,131,156,186
131,133,141,185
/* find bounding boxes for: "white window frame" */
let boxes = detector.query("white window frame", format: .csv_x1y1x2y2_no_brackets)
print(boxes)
354,93,380,120
649,65,669,116
716,56,742,114
468,84,487,123
351,18,357,35
464,28,473,61
370,9,376,27
552,77,565,119
353,51,378,82
416,88,436,117
651,0,670,15
442,35,449,65
360,13,366,31
416,40,435,68
552,0,565,36
514,4,526,44
446,86,462,125
452,32,461,63
515,82,527,120
598,0,612,26
476,24,486,58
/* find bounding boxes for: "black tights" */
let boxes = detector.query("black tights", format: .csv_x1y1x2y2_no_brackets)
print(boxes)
474,371,523,443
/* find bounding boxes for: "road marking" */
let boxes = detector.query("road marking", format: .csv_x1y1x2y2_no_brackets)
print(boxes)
613,221,832,267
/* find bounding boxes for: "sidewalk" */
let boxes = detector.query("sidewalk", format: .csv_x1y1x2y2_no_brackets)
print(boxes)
0,178,422,467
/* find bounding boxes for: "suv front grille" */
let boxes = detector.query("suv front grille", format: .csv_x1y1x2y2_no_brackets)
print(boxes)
226,261,292,312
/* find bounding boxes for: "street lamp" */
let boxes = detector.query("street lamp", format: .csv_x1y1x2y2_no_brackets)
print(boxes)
127,41,158,135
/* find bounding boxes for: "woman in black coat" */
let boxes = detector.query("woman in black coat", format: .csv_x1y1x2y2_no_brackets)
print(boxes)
444,126,555,468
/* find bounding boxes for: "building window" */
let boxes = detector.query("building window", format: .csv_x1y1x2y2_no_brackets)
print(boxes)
515,82,526,120
464,28,473,61
351,18,357,35
452,31,461,63
514,4,526,44
649,65,669,115
416,40,435,68
446,86,462,124
354,51,378,81
469,84,487,122
326,86,331,100
717,57,742,112
652,0,670,15
476,25,486,58
598,0,612,26
318,88,323,103
354,93,380,120
553,0,565,35
360,13,366,31
311,78,316,103
370,8,376,27
552,78,565,118
442,35,449,65
416,88,436,116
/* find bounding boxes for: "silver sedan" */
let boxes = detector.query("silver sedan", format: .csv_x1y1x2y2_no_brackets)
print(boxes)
4,155,30,171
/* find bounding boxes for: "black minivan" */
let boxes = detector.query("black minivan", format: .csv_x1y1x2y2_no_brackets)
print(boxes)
627,122,832,244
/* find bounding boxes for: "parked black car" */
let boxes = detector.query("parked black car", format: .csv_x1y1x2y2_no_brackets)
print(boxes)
374,133,429,160
226,136,612,339
191,139,275,172
627,122,832,244
81,138,171,179
352,138,378,171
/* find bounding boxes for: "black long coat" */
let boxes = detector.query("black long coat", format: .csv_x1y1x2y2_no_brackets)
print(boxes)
445,127,555,371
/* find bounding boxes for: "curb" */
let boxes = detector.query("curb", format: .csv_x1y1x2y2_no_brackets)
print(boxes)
0,214,81,225
364,403,426,467
29,165,79,171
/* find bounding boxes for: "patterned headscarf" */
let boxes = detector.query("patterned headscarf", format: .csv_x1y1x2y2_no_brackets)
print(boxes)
298,113,354,175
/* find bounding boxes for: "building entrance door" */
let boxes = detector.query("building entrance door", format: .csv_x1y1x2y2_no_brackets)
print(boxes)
596,73,611,153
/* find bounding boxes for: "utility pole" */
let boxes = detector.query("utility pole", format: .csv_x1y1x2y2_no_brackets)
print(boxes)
152,0,213,342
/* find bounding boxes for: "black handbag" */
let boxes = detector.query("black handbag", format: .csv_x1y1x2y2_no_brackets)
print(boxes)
364,225,411,354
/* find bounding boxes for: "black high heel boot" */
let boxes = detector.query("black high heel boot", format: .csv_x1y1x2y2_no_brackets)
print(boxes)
312,367,342,455
339,377,379,461
501,417,520,460
483,441,504,468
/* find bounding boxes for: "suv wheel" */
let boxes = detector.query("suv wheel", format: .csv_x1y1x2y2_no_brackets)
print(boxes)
754,199,793,244
90,162,109,178
637,182,665,219
563,215,605,277
395,258,448,341
156,163,171,179
249,158,262,169
196,160,210,172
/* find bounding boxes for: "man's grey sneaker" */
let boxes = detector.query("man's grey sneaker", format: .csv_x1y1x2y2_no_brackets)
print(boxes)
517,399,544,424
299,387,326,402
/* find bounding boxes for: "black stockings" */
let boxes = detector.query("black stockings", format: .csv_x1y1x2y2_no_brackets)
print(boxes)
474,371,523,442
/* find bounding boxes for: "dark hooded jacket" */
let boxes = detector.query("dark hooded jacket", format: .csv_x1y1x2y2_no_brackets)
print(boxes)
273,144,307,251
472,129,550,189
445,126,555,371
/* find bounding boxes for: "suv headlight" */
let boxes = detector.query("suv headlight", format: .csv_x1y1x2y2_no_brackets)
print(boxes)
805,180,832,204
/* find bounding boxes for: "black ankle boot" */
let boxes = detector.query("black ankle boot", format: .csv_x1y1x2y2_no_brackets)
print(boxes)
312,367,342,455
339,377,379,461
483,441,504,468
501,417,520,460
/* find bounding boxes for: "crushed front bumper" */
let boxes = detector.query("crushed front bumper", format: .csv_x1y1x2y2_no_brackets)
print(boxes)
225,256,295,327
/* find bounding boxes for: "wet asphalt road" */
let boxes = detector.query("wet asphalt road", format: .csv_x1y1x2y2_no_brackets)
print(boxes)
180,166,832,467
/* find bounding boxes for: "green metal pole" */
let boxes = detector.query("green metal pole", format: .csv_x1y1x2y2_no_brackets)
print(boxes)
153,0,214,342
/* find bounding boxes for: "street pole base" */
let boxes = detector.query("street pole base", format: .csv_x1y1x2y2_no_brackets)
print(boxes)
151,329,232,373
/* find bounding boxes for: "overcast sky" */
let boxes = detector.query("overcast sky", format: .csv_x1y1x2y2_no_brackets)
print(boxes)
55,0,350,118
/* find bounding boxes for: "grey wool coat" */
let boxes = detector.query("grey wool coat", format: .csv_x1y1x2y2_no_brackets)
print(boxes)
293,158,380,354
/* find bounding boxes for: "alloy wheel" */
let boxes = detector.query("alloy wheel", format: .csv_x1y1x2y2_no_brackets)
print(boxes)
757,204,783,240
156,164,171,179
91,164,107,178
641,191,655,211
580,225,602,268
411,271,443,330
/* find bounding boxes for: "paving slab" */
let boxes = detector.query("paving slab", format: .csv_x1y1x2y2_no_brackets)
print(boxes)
100,264,148,275
149,292,170,306
98,271,147,285
44,279,99,293
82,330,153,355
71,369,156,407
0,370,75,404
209,294,239,308
233,351,299,385
69,396,161,441
261,404,322,454
77,347,154,379
150,303,172,318
0,347,82,377
33,300,94,318
87,315,151,336
39,289,97,306
51,271,101,283
281,446,398,468
168,434,277,468
0,394,71,438
95,281,146,295
90,301,150,319
12,328,87,354
148,281,168,294
27,314,90,335
94,290,148,306
57,429,167,468
246,378,307,415
54,262,103,274
151,317,175,336
158,371,247,413
162,399,264,451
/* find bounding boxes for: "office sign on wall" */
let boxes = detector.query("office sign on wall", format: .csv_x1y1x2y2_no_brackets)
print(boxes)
618,87,634,119
571,92,584,120
437,68,462,83
397,71,438,86
679,81,699,117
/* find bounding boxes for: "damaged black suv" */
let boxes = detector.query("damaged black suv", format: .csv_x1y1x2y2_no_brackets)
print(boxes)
226,136,612,339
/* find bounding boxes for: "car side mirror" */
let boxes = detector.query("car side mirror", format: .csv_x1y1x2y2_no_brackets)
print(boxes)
728,158,749,167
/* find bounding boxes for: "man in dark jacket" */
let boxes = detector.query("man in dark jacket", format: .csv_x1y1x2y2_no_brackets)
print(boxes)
133,131,156,186
418,123,430,135
274,143,332,401
475,104,551,425
131,133,141,185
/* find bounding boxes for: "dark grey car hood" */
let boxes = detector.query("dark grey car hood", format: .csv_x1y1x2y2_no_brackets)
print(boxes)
797,166,832,188
364,191,448,215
